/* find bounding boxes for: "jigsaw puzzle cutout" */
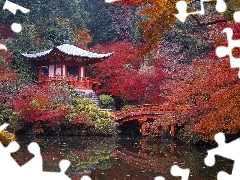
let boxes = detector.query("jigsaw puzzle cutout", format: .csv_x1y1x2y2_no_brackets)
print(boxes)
0,123,94,180
204,132,240,180
3,0,30,33
215,27,240,78
175,0,226,22
175,0,240,78
154,164,190,180
0,0,30,51
1,0,240,179
104,0,118,3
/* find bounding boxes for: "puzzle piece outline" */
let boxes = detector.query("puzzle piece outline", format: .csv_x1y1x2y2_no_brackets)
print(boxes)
175,0,227,22
155,164,190,180
204,132,240,180
216,27,240,78
0,123,73,180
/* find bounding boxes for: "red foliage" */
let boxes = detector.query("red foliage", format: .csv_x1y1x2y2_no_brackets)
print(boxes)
159,51,240,140
216,22,240,57
0,23,15,38
92,41,165,104
9,84,89,128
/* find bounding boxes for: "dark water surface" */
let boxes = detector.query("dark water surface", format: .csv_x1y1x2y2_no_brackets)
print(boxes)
12,135,233,180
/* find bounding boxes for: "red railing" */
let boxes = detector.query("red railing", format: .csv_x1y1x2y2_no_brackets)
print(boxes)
113,104,177,121
38,75,100,91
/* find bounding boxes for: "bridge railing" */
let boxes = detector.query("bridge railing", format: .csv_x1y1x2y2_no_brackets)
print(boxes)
113,104,177,120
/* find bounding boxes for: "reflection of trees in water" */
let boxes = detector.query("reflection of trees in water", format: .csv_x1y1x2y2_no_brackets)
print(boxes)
117,136,173,158
67,139,116,171
12,135,117,175
12,135,231,179
115,136,184,175
177,145,233,179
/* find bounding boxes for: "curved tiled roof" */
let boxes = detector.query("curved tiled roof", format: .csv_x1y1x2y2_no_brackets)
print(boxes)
21,44,113,59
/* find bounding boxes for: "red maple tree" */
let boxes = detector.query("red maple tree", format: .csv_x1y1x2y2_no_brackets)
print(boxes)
92,41,165,104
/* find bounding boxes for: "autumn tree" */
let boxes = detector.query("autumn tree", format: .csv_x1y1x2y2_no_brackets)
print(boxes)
92,41,165,104
157,50,240,141
109,0,239,55
8,83,90,133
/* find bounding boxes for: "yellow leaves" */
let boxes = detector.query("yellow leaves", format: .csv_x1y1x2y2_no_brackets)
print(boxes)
0,130,15,146
118,0,192,53
72,29,92,47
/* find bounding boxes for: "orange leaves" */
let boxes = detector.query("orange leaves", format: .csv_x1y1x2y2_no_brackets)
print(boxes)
193,83,240,141
159,50,240,141
73,29,92,47
115,0,190,54
162,52,240,141
57,18,92,47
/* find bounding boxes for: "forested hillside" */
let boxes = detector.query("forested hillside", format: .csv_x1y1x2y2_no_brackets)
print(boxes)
0,0,240,142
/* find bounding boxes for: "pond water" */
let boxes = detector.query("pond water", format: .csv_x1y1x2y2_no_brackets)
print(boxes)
12,135,233,180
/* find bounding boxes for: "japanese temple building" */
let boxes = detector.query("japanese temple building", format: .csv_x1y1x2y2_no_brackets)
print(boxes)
21,20,113,93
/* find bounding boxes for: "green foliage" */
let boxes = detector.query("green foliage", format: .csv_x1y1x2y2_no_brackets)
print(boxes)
177,125,202,144
66,138,116,171
99,94,115,108
1,0,91,83
82,0,123,46
121,104,136,110
72,98,117,135
0,102,19,127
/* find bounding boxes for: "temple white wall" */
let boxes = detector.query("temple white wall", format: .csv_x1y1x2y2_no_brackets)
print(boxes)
55,64,61,75
62,65,66,76
49,65,54,77
81,66,84,78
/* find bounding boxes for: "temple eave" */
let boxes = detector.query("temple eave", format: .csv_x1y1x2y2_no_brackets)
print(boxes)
21,45,113,63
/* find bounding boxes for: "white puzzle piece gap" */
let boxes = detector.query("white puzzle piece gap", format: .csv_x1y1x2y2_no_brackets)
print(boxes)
216,28,240,78
3,0,30,15
175,0,226,22
154,164,190,180
0,123,73,180
2,1,30,33
204,132,240,180
105,0,119,3
81,175,92,180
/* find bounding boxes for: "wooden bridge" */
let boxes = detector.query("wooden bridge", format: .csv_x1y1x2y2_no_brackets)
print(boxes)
113,104,178,136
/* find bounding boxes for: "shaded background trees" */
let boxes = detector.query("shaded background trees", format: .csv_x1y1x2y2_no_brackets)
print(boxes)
1,0,240,141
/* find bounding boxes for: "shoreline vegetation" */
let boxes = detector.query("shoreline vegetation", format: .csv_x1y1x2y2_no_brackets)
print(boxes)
1,0,240,145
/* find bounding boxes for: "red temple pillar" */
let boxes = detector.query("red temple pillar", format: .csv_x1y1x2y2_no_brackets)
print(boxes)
170,141,176,155
140,120,147,135
96,84,99,93
170,124,175,138
141,138,147,150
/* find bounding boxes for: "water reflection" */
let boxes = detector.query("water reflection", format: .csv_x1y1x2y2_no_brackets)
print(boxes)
12,135,233,180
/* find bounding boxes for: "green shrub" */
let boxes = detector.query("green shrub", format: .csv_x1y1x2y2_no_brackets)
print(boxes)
72,98,117,135
99,94,115,108
0,102,19,128
177,125,202,144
